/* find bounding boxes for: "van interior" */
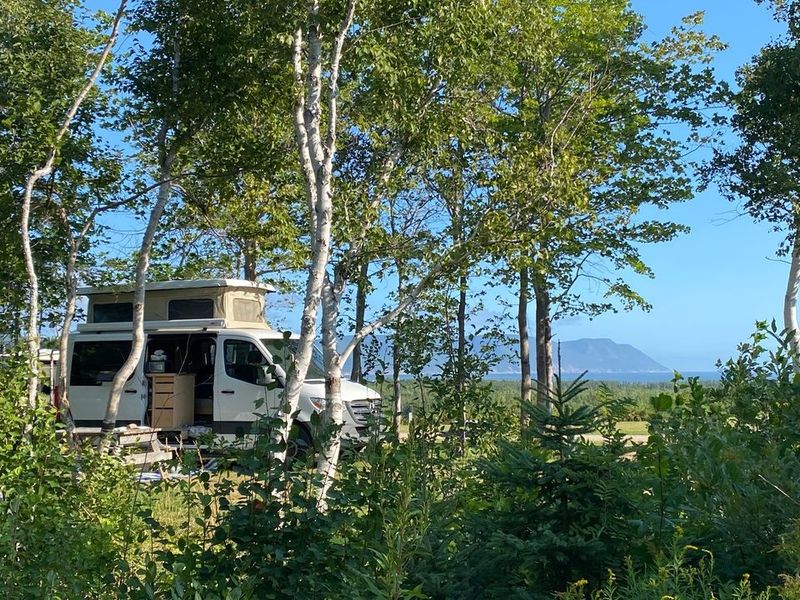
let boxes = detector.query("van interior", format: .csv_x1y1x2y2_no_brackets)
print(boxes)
145,333,217,426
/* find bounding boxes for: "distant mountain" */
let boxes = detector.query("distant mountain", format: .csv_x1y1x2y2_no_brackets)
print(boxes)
510,338,669,374
340,335,670,376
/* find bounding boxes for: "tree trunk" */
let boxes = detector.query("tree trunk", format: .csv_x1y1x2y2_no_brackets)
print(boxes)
456,272,467,452
56,238,79,433
785,226,800,367
279,235,330,460
533,276,553,412
318,280,344,510
277,0,356,462
277,183,332,463
349,261,368,382
391,258,405,432
20,0,126,408
21,170,43,408
392,330,402,432
518,263,532,434
243,242,258,281
101,148,176,439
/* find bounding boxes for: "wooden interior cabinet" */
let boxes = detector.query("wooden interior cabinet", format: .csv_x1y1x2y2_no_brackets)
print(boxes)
149,373,195,429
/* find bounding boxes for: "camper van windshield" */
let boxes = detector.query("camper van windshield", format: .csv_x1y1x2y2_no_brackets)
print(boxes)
261,339,325,379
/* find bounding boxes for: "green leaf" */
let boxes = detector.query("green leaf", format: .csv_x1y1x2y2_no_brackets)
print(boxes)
650,393,673,412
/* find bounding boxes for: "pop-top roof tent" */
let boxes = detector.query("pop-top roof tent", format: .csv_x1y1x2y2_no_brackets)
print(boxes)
77,279,275,331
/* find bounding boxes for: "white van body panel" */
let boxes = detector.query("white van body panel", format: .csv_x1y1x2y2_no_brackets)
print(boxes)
68,333,147,424
214,332,281,424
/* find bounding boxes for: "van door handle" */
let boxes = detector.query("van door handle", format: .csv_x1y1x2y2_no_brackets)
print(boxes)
124,389,137,394
221,390,235,394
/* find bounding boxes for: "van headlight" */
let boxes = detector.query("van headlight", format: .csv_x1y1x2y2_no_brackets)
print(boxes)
309,397,326,411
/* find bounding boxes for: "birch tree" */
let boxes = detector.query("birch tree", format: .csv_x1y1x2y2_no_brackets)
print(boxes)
0,2,128,343
275,0,358,468
51,180,147,430
101,0,284,433
16,1,126,408
298,0,502,501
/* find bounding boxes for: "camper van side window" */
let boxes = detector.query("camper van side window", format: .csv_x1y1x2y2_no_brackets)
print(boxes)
233,298,261,322
94,303,133,323
224,340,267,385
169,299,214,320
70,340,132,386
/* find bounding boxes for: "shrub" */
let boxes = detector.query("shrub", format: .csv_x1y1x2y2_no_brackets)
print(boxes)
441,376,647,599
643,323,800,585
0,350,141,599
130,414,450,599
561,542,775,600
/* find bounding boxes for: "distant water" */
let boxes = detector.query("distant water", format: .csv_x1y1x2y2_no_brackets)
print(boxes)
486,371,721,383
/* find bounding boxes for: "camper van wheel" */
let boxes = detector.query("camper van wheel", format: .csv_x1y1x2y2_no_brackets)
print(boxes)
287,422,313,460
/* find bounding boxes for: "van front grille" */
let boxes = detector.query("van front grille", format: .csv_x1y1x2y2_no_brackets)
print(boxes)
347,399,381,426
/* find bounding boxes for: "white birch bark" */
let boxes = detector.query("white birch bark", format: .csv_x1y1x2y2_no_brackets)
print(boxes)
101,34,184,442
101,146,176,440
21,169,45,409
316,278,344,510
276,0,356,463
785,227,800,367
20,1,126,408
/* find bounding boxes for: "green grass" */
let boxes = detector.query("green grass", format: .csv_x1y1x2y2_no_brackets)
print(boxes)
380,378,675,422
616,421,649,436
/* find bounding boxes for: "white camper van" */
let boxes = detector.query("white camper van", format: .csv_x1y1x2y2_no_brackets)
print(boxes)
67,279,380,444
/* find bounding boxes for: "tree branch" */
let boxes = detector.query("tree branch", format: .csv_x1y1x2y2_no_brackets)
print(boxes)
339,209,493,364
293,26,318,238
305,1,325,178
324,0,357,165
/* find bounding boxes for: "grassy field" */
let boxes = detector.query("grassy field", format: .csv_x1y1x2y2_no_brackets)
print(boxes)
384,377,678,422
615,421,649,436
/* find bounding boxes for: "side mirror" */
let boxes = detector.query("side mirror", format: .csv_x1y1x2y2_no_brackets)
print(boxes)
256,366,273,386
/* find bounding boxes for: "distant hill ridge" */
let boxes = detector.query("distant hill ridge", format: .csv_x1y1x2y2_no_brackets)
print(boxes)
340,335,669,375
529,338,670,374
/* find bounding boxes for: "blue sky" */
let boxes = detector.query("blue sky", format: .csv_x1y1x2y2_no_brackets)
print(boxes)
551,1,789,370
